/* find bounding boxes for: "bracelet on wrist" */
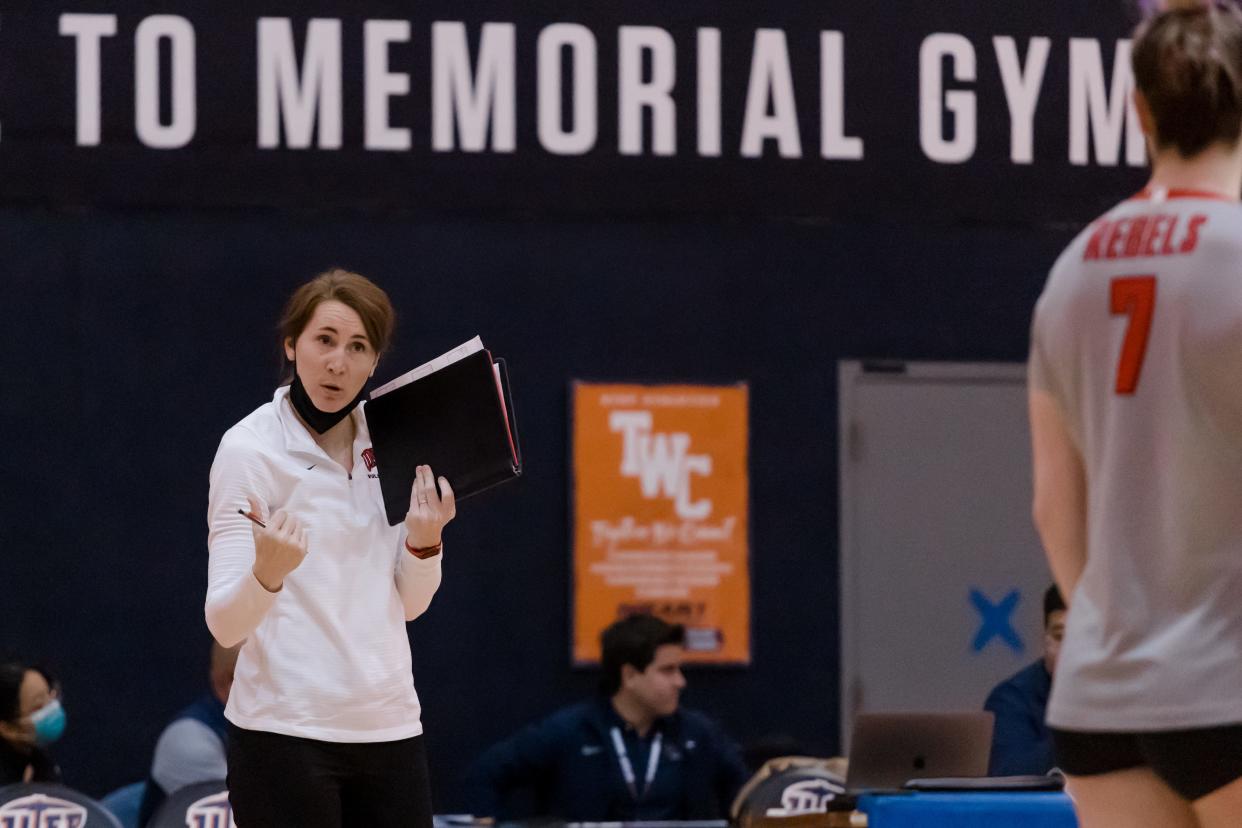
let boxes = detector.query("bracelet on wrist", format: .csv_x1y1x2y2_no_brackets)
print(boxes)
405,539,443,559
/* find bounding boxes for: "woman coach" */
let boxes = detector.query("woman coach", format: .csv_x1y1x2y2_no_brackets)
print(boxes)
204,268,454,827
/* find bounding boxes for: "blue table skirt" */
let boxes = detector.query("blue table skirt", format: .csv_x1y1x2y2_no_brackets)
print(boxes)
858,792,1077,828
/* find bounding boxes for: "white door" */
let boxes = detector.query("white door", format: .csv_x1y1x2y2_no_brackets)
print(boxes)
838,361,1053,748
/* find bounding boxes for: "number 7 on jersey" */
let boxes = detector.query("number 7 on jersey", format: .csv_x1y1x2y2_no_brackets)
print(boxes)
1110,276,1157,395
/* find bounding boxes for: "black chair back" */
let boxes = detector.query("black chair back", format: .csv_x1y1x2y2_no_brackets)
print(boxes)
148,780,231,828
0,782,123,827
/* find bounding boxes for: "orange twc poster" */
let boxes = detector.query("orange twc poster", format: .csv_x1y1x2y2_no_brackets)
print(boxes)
572,382,750,665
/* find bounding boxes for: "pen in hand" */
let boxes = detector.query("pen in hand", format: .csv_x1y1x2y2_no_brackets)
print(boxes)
238,508,266,529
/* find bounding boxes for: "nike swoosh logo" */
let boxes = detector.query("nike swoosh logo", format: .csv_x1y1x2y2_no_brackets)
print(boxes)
581,745,603,756
306,464,317,470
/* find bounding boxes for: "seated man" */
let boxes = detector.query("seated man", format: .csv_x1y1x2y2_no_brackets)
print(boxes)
464,614,748,821
983,584,1065,776
137,642,238,825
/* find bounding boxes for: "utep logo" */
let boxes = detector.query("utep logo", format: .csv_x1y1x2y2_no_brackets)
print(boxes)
778,779,839,813
184,791,235,828
0,794,87,828
609,411,712,519
361,448,378,472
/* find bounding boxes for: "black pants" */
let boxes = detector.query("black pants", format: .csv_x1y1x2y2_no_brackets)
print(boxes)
226,724,433,828
1051,725,1242,802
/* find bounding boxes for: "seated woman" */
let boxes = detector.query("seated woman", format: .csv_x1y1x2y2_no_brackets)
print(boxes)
0,661,66,785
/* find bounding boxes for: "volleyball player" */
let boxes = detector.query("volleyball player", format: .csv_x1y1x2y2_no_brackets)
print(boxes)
1029,3,1242,825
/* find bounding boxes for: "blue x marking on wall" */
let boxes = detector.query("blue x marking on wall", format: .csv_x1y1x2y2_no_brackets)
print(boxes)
970,588,1024,654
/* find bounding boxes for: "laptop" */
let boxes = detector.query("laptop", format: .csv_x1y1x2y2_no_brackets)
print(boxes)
844,711,994,792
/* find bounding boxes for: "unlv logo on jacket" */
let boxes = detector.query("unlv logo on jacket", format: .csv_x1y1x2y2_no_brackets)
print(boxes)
0,793,87,828
185,791,235,828
362,448,377,472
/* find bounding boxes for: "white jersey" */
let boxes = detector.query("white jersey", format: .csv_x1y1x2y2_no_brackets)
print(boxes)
1031,188,1242,731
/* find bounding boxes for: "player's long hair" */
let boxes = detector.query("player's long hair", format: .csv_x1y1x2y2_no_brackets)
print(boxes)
1133,0,1242,156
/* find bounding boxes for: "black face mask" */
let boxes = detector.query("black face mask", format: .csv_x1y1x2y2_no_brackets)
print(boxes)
289,370,367,434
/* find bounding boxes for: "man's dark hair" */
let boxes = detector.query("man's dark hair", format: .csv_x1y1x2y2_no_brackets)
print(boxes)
1044,584,1066,626
598,614,685,696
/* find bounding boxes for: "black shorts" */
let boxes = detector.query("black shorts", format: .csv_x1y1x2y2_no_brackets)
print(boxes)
1051,725,1242,801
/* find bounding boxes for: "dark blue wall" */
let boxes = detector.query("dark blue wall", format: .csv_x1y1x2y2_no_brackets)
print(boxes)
0,0,1154,808
0,208,1084,806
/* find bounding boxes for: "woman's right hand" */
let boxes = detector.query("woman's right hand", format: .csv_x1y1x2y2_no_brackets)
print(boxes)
247,494,308,592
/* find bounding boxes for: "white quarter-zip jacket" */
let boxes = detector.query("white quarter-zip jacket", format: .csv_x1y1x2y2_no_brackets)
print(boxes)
205,386,441,742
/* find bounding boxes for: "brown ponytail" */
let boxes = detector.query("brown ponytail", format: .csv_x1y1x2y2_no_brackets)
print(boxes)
1132,1,1242,156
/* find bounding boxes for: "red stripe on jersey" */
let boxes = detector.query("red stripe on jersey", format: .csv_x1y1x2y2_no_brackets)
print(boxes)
1130,187,1238,203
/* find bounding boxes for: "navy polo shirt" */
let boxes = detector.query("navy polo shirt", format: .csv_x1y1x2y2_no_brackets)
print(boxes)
984,659,1054,776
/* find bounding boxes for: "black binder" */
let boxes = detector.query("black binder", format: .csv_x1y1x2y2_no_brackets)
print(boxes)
364,347,521,525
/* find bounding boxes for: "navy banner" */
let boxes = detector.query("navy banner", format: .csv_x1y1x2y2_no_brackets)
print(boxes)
0,1,1150,222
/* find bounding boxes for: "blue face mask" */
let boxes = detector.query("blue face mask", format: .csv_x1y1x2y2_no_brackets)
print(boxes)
28,700,66,746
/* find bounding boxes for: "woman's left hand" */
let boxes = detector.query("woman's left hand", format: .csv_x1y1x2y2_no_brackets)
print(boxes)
404,465,456,548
